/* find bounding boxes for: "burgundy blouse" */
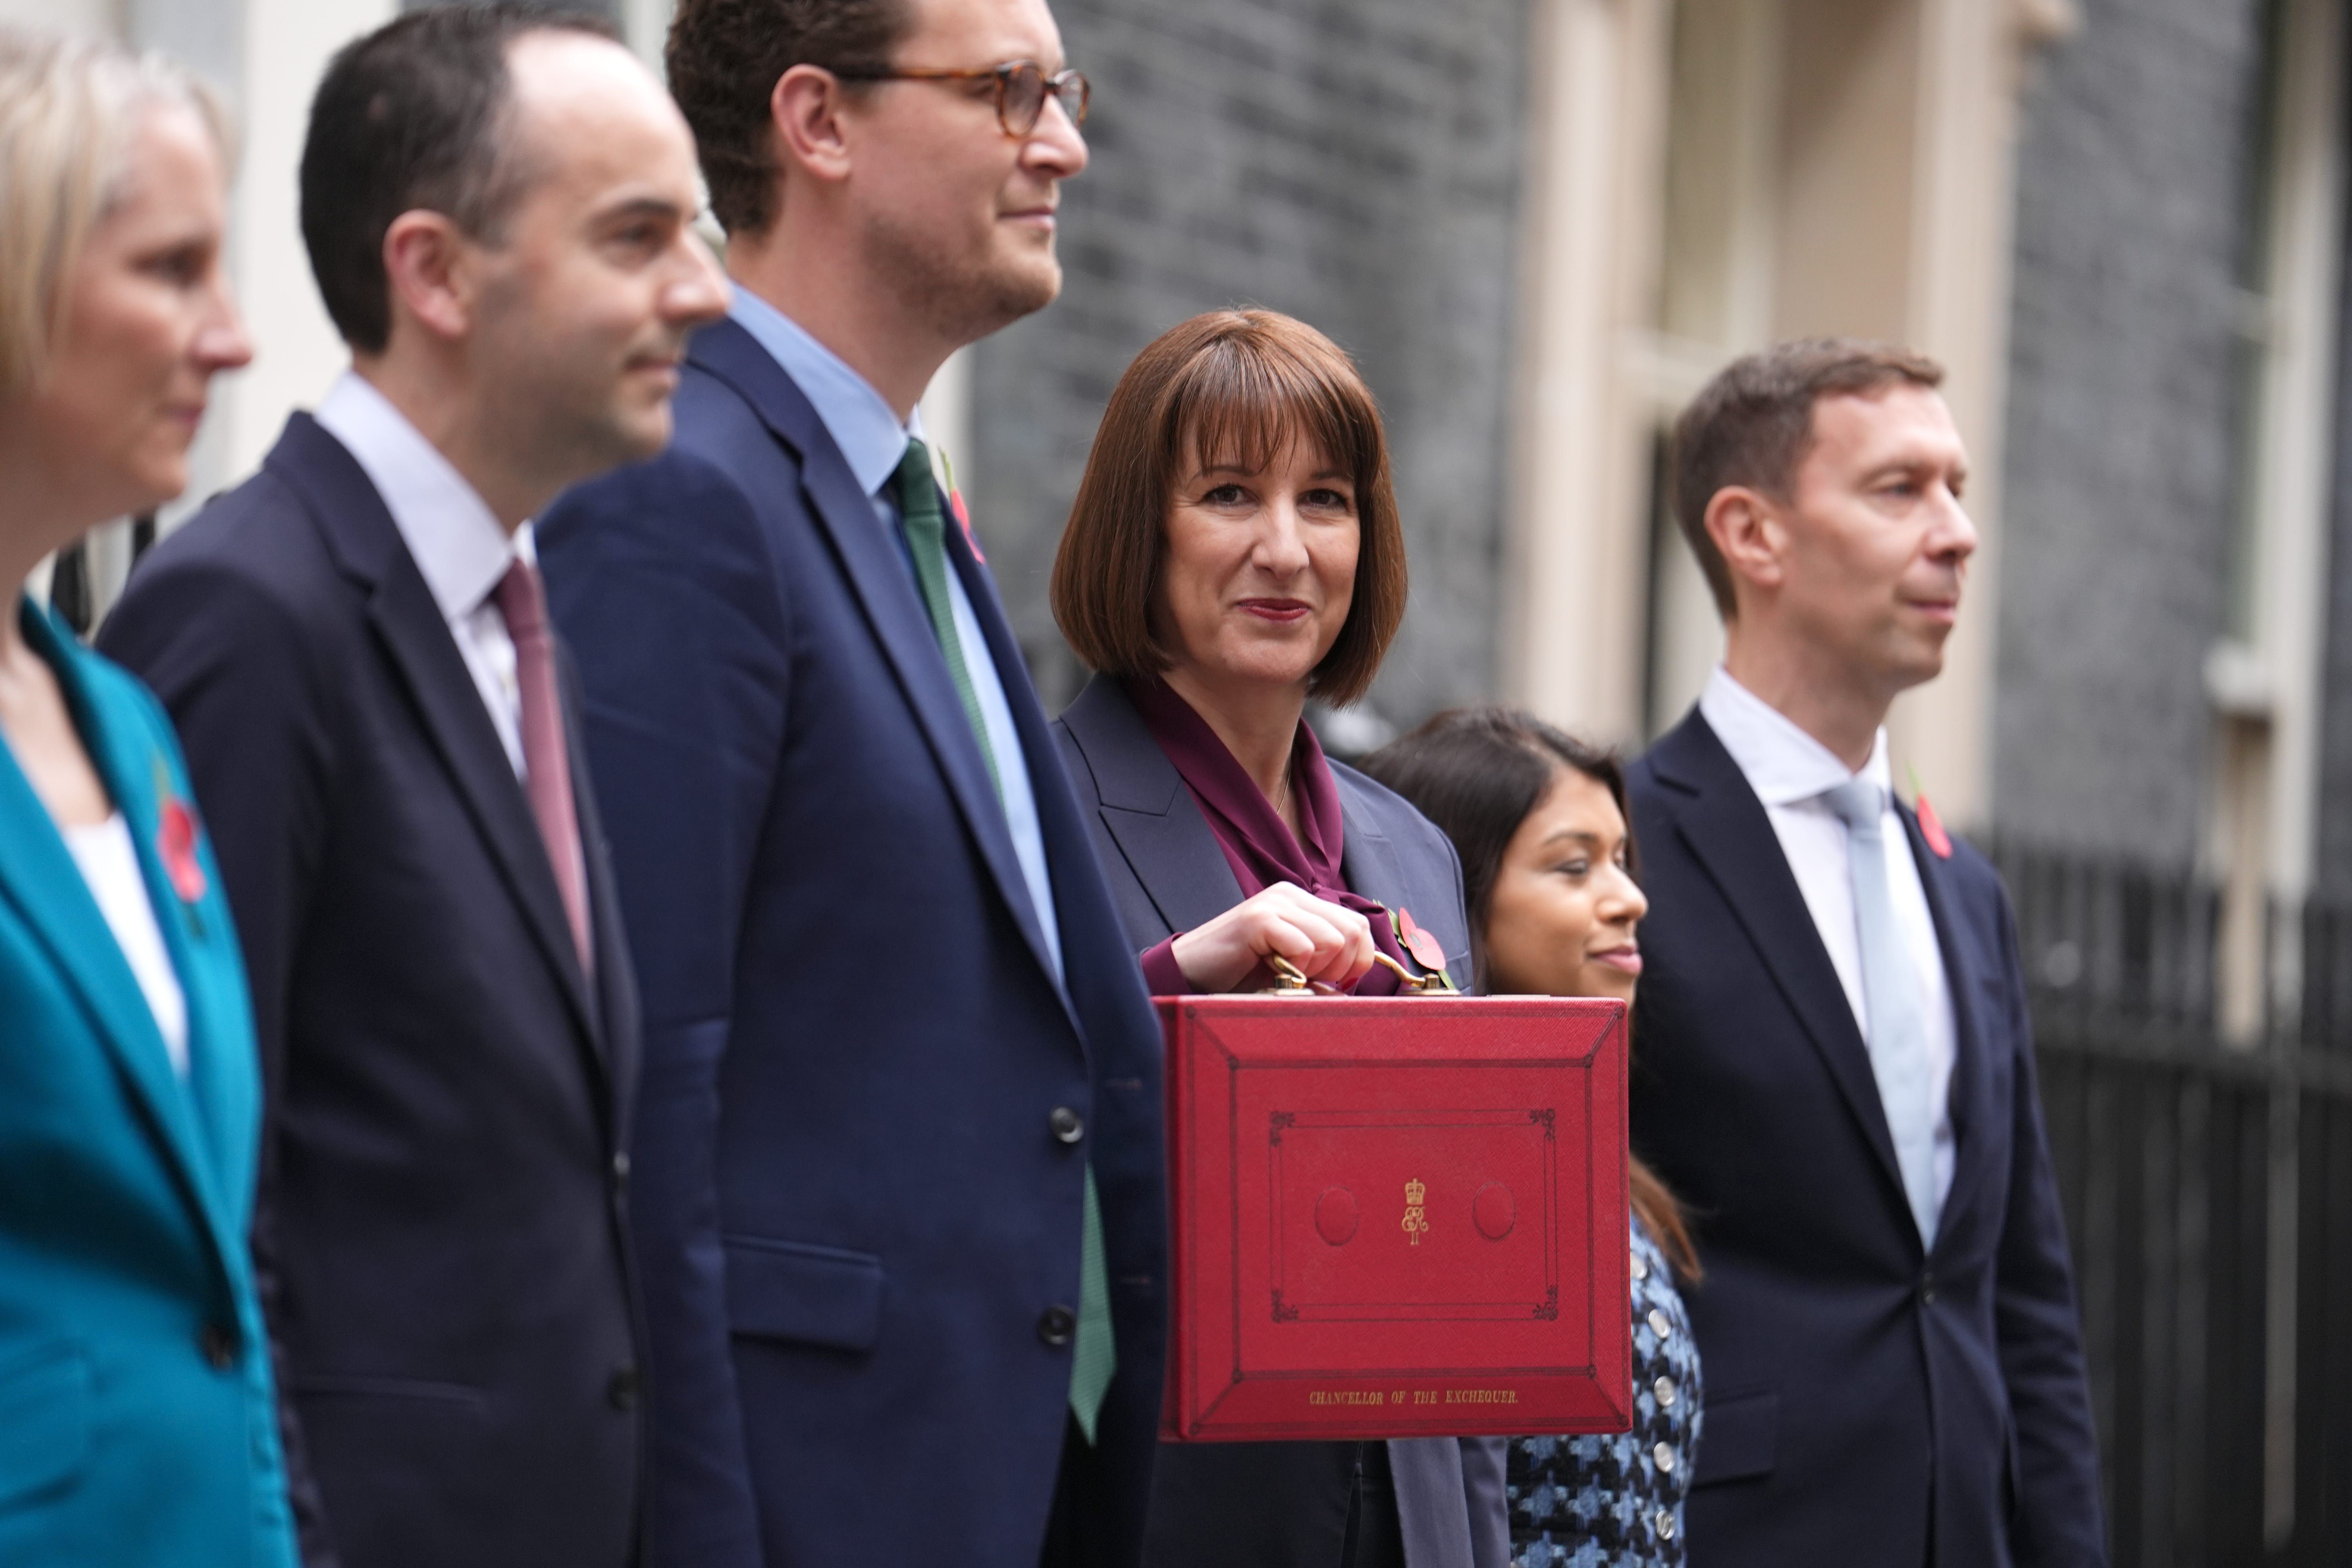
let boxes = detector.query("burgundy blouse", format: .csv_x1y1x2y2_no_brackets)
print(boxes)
1123,677,1408,996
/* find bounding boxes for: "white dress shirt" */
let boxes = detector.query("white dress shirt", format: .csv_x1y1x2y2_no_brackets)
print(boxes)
314,372,532,780
727,289,1065,984
1698,666,1956,1217
64,813,189,1078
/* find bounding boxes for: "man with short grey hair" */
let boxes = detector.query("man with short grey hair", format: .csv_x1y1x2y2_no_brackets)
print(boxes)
1626,339,2107,1566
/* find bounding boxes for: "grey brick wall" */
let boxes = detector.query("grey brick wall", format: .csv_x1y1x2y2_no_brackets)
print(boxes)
965,0,1530,721
1994,0,2264,867
2313,245,2352,900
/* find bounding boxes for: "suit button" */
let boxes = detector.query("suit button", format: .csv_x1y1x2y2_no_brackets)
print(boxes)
1038,1306,1076,1347
198,1324,237,1370
1049,1107,1084,1145
611,1151,631,1190
607,1365,639,1411
1919,1270,1937,1307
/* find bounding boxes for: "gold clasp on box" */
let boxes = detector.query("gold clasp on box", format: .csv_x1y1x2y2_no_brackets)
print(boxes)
1261,952,1450,995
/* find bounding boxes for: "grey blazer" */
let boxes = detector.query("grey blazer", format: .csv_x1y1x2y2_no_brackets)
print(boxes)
1054,674,1507,1568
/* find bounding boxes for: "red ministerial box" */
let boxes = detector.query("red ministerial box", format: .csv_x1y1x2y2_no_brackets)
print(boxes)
1158,995,1632,1443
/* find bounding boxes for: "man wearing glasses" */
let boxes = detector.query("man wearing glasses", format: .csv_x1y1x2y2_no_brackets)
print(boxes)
535,0,1165,1564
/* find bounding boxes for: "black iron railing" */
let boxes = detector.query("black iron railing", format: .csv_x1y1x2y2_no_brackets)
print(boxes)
1995,842,2352,1568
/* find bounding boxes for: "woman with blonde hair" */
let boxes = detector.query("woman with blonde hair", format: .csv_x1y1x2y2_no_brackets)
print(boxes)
0,28,293,1565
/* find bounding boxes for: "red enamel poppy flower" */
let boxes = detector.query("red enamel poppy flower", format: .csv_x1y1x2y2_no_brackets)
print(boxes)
1395,906,1448,973
158,798,207,903
1905,765,1954,859
950,489,986,563
1915,792,1954,860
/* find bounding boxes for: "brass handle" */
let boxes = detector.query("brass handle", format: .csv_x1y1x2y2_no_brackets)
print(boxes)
1263,954,1317,994
1259,951,1448,995
1371,951,1450,993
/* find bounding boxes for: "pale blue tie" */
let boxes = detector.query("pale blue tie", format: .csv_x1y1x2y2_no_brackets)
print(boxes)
1823,779,1941,1245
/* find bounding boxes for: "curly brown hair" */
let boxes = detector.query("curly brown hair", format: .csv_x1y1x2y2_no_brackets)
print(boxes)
666,0,909,236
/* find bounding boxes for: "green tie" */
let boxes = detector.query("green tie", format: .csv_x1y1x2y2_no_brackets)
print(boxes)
893,439,999,799
891,438,1116,1443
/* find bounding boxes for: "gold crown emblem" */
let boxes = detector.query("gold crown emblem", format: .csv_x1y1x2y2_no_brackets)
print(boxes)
1403,1178,1426,1205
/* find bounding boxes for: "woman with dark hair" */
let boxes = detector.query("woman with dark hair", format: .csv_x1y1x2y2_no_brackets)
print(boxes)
1361,708,1703,1568
1051,308,1505,1568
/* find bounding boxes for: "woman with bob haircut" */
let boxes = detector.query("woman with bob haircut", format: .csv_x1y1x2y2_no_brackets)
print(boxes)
0,28,294,1567
1051,308,1506,1568
1359,709,1702,1567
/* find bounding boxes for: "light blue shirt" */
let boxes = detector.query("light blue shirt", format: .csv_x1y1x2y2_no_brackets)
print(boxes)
1698,666,1954,1218
728,289,1064,985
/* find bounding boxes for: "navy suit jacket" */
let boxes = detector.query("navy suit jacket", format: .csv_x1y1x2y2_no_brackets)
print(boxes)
1626,711,2105,1567
100,416,646,1568
536,317,1169,1568
1053,673,1508,1568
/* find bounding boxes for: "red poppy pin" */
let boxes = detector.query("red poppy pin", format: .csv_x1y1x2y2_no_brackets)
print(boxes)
159,799,206,901
152,759,208,920
1394,906,1450,975
1907,766,1954,859
951,492,985,562
940,448,985,563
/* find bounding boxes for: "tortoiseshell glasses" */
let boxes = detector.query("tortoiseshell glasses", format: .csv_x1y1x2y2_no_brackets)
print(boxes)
833,59,1091,138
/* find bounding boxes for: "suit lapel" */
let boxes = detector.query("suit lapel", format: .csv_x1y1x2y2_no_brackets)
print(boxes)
0,603,238,1267
694,322,1065,995
1650,713,1911,1213
561,646,633,1124
274,417,603,1061
367,564,605,1057
935,486,1078,1000
1331,775,1466,980
69,642,247,1218
1902,807,1993,1249
1336,808,1407,914
1058,675,1242,939
936,505,1093,1029
1333,818,1428,979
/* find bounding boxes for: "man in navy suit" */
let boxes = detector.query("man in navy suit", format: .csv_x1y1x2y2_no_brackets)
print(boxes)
1627,339,2106,1566
100,11,728,1566
535,0,1166,1563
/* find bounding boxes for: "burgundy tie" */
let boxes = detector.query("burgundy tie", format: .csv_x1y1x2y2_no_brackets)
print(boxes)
493,557,592,976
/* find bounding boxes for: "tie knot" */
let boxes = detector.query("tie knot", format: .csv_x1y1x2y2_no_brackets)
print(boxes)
894,437,940,522
492,555,546,641
1823,777,1883,833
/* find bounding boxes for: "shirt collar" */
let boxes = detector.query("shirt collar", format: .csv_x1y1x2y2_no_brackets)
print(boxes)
1697,664,1892,809
727,287,922,501
313,370,526,622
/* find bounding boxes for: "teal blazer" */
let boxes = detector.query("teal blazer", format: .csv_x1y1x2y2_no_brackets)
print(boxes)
0,598,296,1566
